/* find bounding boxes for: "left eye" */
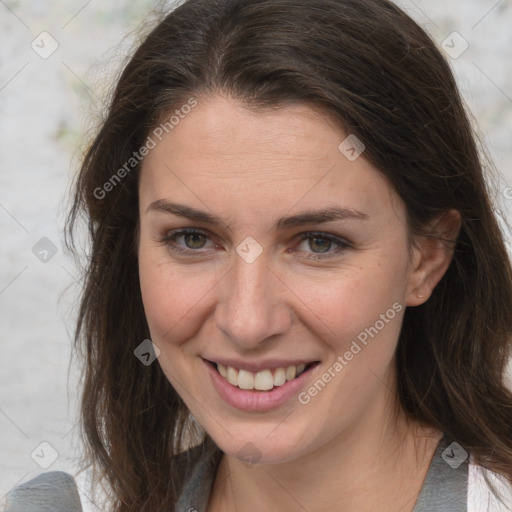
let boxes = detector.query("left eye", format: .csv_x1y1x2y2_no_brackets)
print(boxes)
294,232,350,260
298,234,335,253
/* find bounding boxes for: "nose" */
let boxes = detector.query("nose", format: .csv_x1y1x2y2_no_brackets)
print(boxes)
214,251,292,349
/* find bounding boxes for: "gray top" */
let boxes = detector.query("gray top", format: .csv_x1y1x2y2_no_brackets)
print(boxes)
5,471,83,512
175,435,468,512
412,435,468,511
4,435,467,511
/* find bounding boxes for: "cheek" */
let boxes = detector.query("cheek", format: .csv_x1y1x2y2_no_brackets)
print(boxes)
287,259,406,352
138,246,213,348
292,270,405,426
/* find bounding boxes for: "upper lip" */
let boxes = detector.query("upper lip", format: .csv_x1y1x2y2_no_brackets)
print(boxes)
203,357,319,373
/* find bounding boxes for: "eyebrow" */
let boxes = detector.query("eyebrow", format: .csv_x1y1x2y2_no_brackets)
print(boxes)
146,199,369,231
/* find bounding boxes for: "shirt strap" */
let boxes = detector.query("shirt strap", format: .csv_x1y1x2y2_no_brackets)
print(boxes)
174,434,469,512
412,435,468,511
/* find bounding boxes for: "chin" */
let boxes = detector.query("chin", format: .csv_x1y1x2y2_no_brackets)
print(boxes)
206,421,314,466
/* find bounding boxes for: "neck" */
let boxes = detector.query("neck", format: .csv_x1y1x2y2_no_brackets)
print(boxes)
208,376,443,512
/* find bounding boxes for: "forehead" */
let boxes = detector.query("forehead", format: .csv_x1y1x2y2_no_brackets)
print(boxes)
139,94,403,225
153,95,346,164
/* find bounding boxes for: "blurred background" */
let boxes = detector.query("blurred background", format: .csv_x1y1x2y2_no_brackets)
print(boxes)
1,0,511,509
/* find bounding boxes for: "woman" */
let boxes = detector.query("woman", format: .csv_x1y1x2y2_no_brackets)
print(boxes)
7,0,512,510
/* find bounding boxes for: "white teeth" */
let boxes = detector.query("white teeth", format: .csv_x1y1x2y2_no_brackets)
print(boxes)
273,367,286,386
286,366,296,381
216,363,309,391
227,366,238,386
254,370,274,391
238,369,254,390
218,364,228,378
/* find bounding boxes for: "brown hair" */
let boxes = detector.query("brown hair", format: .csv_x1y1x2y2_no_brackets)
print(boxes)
66,0,512,509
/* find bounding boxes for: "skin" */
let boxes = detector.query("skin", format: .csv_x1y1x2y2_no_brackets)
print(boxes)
137,94,461,511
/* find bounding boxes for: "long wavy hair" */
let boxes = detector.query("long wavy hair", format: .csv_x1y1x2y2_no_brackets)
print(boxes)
66,0,512,509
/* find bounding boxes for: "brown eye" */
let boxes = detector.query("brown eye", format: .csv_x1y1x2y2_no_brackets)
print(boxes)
181,232,207,249
308,236,332,253
295,232,351,261
160,229,214,255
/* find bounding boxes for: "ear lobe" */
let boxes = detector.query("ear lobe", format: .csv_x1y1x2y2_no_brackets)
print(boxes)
406,209,461,306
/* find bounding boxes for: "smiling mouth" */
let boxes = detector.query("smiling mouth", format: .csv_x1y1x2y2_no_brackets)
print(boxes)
206,361,319,391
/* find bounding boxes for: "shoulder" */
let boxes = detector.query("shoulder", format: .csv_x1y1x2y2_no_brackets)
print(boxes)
4,441,222,512
5,471,83,512
468,456,512,512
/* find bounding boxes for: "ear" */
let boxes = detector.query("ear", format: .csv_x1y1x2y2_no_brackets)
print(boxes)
405,209,461,307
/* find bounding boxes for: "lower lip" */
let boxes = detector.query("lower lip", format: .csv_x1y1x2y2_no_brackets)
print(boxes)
204,360,318,412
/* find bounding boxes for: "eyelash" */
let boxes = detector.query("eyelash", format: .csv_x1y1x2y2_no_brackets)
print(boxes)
158,229,351,261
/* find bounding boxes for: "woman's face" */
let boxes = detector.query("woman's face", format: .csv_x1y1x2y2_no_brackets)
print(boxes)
138,94,423,463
